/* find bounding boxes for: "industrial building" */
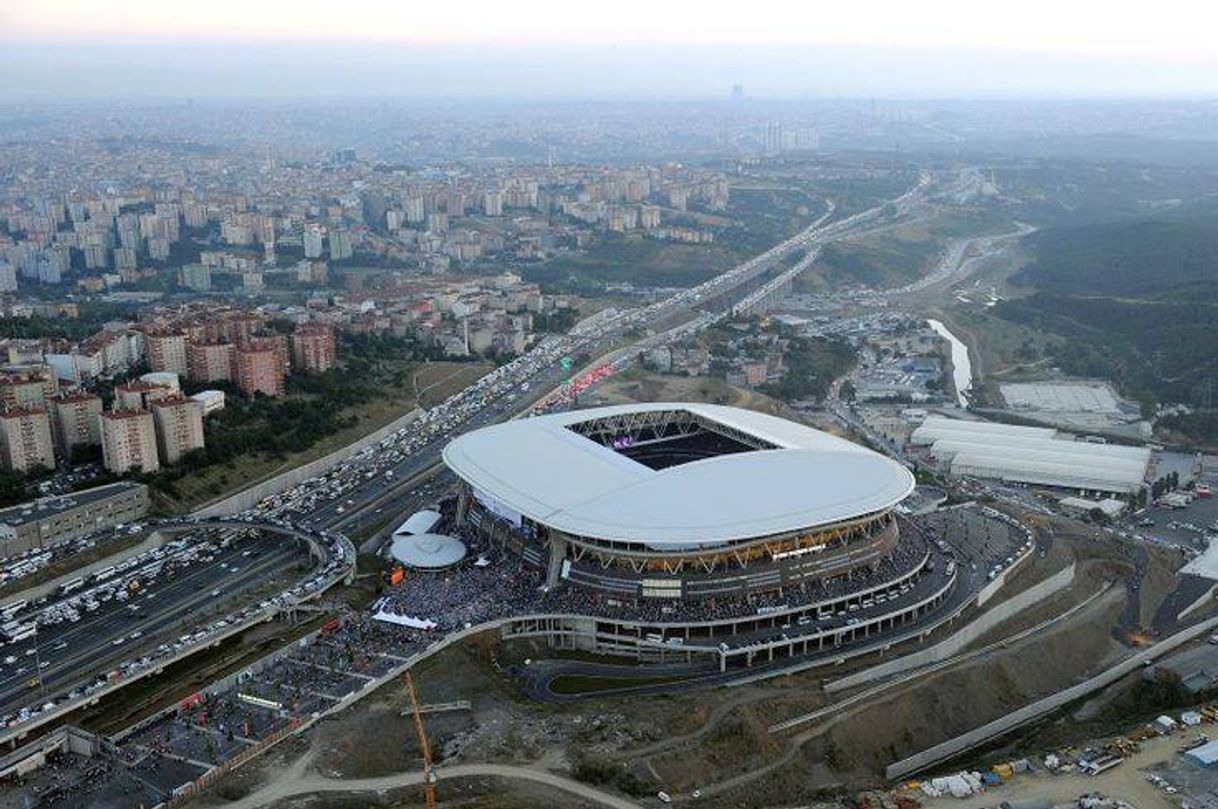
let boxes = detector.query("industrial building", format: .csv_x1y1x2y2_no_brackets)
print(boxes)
910,416,1150,494
0,481,149,557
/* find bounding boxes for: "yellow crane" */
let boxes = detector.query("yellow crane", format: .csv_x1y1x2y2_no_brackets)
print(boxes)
404,671,438,809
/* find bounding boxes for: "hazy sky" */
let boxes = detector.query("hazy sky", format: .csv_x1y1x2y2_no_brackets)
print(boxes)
4,0,1218,99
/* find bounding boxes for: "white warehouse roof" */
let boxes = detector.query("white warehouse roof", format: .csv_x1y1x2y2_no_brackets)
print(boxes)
443,403,914,547
909,417,1057,445
913,416,1150,493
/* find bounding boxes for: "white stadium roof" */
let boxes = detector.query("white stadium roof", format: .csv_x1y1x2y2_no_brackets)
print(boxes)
442,403,914,547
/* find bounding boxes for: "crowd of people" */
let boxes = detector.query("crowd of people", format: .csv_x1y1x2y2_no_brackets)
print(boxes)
0,751,153,809
372,519,944,632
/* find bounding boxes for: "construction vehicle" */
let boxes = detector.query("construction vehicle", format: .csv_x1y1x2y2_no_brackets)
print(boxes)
404,671,437,809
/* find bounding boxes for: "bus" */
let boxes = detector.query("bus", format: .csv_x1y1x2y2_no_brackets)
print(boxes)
8,625,37,643
1,600,28,619
58,578,84,596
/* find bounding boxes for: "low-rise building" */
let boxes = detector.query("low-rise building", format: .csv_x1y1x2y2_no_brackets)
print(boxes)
114,381,175,411
0,481,150,557
190,389,225,416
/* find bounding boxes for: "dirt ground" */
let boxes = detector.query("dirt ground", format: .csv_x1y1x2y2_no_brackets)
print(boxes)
272,778,617,809
920,731,1181,809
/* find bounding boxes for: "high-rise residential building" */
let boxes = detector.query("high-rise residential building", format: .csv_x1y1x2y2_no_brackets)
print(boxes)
403,196,425,224
328,229,353,261
50,391,103,455
482,190,504,217
0,408,54,473
187,342,235,383
179,263,211,292
426,212,448,234
99,410,159,474
290,324,337,374
0,367,56,411
112,246,137,271
114,381,175,412
146,332,189,377
234,346,285,398
151,396,205,465
303,224,326,259
254,334,291,376
0,262,16,293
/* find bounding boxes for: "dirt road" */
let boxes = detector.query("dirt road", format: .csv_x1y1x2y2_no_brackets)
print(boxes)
221,761,643,809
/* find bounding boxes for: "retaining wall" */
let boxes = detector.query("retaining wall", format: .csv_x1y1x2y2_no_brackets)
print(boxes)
885,610,1218,780
827,563,1076,693
193,407,423,518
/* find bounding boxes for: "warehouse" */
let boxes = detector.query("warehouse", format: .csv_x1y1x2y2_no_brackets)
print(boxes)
910,416,1150,494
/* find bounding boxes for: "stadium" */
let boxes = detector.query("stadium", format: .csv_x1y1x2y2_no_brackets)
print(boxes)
437,404,992,670
445,403,914,594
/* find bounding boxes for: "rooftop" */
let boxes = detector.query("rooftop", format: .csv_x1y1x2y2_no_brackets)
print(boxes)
0,481,145,528
443,403,914,547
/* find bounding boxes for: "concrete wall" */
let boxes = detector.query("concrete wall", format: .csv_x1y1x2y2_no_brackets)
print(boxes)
976,507,1037,607
885,610,1218,780
827,563,1076,693
977,541,1034,607
193,407,423,518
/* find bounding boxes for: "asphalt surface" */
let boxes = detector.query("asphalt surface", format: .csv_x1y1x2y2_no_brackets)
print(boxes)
316,352,595,540
0,532,302,719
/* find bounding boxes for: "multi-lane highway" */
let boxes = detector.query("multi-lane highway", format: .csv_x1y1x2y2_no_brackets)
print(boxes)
0,519,356,734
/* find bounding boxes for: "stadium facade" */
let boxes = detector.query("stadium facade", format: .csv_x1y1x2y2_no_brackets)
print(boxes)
443,404,972,670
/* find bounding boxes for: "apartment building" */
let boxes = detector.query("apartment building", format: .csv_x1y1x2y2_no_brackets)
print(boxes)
99,409,159,474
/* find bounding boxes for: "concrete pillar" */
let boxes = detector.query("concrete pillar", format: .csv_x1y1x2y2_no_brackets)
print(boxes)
546,535,568,587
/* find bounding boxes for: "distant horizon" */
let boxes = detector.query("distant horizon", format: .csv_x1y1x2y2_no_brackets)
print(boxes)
3,91,1218,105
5,39,1218,102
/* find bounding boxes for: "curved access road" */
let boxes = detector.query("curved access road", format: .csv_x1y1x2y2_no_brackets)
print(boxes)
223,762,642,809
